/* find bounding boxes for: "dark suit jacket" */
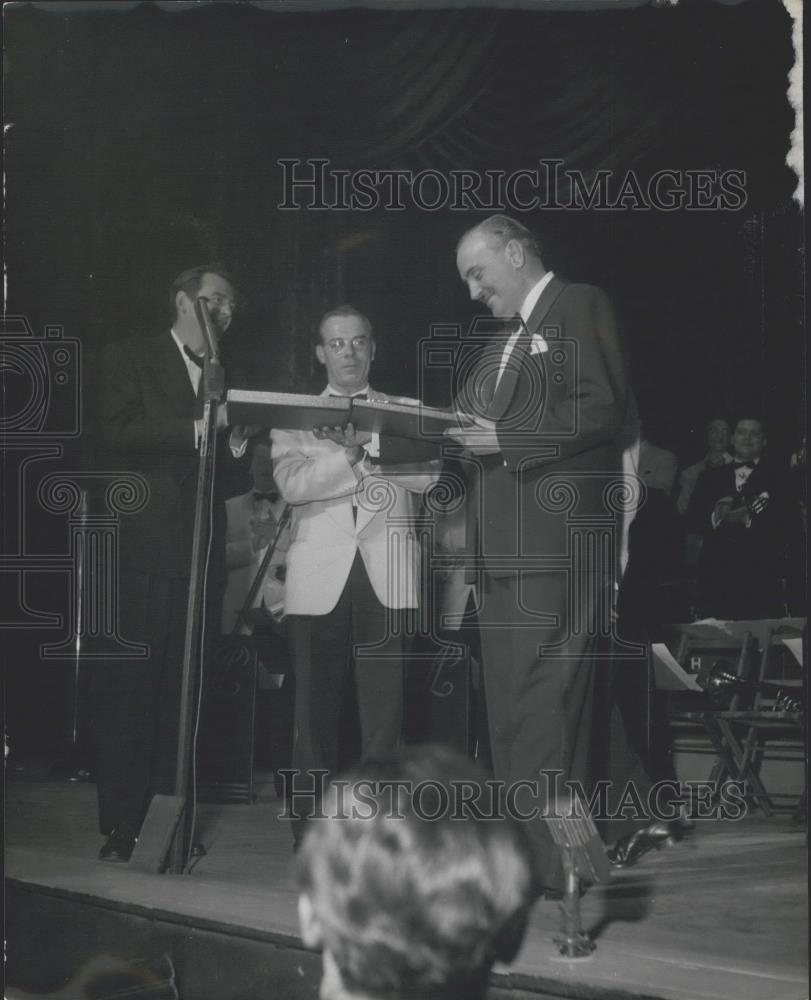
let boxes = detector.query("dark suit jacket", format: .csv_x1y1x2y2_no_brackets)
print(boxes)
98,331,228,579
460,277,637,579
686,459,788,617
686,460,784,533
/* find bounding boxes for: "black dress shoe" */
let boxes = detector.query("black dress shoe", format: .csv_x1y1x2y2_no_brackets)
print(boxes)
607,819,689,869
99,828,137,863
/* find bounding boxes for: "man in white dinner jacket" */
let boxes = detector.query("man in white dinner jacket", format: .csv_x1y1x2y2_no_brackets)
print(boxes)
271,305,438,844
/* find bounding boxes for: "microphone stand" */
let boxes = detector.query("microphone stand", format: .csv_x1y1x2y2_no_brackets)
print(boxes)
166,299,224,873
51,489,92,781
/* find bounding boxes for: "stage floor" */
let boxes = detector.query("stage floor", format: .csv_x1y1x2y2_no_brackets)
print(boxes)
5,771,809,1000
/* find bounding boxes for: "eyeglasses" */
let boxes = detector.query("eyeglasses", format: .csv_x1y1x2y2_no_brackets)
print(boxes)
200,293,237,312
324,336,370,354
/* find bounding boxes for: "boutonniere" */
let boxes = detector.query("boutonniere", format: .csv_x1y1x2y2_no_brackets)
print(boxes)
530,332,549,355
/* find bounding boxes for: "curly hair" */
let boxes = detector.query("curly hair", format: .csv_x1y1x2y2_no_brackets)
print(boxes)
297,746,534,999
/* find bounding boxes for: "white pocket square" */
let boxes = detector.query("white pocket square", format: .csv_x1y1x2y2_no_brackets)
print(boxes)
530,333,549,355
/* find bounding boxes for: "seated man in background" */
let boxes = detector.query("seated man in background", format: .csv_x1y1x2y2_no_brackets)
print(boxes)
677,417,733,515
222,439,290,635
686,415,788,620
222,438,293,791
297,745,534,1000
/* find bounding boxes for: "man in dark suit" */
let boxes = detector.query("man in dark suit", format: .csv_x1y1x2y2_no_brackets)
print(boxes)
686,416,788,619
95,264,243,861
448,215,671,893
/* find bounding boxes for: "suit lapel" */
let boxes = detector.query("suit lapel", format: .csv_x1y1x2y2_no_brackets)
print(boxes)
486,328,530,420
147,331,197,418
525,275,567,335
485,277,568,421
739,461,769,495
355,386,382,532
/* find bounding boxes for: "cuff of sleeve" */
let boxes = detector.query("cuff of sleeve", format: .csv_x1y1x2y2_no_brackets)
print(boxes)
230,431,248,458
366,432,381,459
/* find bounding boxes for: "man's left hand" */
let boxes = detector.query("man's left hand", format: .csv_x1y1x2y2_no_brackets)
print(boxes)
313,422,372,448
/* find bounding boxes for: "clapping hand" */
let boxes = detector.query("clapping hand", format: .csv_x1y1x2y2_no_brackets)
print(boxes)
713,496,749,526
747,491,770,517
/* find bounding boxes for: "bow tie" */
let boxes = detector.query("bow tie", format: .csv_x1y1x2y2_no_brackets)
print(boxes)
734,461,755,471
253,491,279,503
183,345,205,369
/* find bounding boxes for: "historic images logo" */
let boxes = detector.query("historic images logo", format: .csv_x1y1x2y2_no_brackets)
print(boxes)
278,158,747,212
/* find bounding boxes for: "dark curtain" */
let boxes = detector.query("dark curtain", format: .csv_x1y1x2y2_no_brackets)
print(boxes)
2,0,803,761
4,1,802,429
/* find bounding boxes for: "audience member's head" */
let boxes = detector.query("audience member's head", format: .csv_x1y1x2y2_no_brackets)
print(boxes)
705,418,731,456
297,745,534,1000
730,416,767,463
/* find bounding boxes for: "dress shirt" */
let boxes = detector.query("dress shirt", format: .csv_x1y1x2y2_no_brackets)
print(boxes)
171,328,246,456
495,271,555,389
170,328,202,395
734,458,759,492
170,328,206,448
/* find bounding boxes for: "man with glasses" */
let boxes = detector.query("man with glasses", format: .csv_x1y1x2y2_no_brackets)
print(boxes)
94,263,244,862
271,305,437,848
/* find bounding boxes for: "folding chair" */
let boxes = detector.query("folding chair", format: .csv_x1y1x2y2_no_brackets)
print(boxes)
707,624,805,816
669,621,805,816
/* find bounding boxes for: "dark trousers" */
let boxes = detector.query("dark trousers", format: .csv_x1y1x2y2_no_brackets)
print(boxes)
287,552,405,832
478,570,607,894
591,657,661,842
94,573,190,836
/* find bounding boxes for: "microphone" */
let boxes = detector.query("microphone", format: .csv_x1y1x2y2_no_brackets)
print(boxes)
194,297,221,364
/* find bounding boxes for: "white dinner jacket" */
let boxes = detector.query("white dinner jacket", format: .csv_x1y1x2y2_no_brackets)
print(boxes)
271,388,437,616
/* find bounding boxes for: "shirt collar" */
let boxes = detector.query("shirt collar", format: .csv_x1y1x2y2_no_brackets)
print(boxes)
327,384,370,397
519,271,555,324
170,327,187,357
